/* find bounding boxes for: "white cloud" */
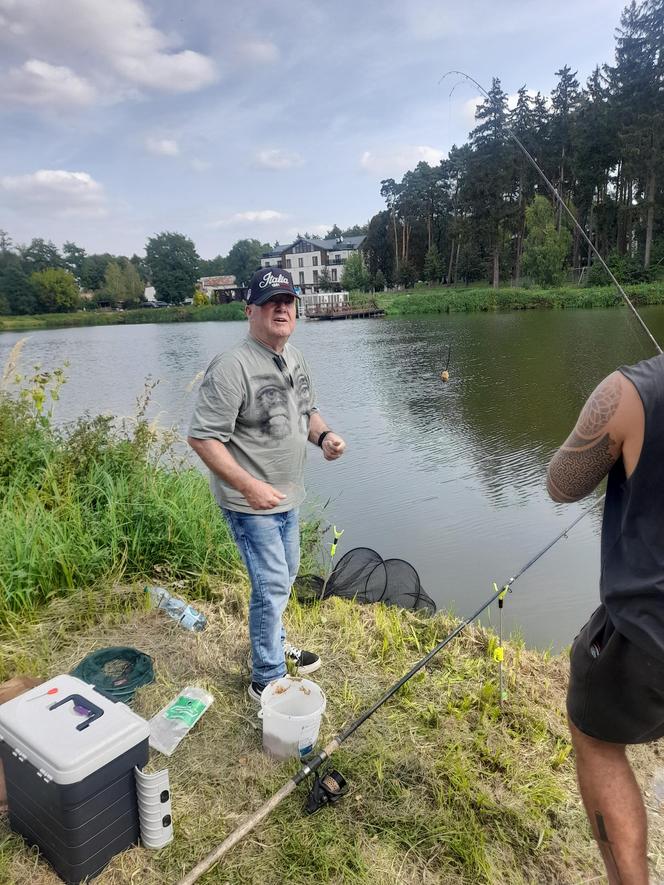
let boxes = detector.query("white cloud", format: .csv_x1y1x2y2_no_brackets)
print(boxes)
360,145,445,178
235,210,288,223
239,40,280,64
255,149,304,170
0,169,106,217
1,59,96,108
191,158,212,172
212,210,289,228
0,0,218,107
144,136,180,157
115,50,217,94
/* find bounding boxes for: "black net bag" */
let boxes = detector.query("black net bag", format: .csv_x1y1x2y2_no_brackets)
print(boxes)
292,573,326,604
325,547,388,604
294,548,436,615
382,559,436,615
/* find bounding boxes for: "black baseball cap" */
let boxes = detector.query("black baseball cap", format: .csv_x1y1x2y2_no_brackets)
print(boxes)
247,267,300,305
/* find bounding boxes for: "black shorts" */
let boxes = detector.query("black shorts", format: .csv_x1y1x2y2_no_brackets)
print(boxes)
567,604,664,744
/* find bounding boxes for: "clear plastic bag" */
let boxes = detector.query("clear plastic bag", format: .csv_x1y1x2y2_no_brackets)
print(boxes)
148,686,213,756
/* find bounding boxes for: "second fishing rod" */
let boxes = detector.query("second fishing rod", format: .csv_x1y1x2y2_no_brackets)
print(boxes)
177,496,604,885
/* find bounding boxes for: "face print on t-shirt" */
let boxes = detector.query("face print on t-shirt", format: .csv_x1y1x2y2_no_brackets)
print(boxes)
254,375,290,441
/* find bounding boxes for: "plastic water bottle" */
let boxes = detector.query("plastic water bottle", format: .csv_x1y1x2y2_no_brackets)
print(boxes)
146,587,207,632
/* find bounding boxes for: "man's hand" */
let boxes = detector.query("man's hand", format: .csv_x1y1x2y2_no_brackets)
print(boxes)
321,432,346,462
241,478,287,510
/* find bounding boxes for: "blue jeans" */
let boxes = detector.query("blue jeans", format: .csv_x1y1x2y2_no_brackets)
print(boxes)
222,508,300,684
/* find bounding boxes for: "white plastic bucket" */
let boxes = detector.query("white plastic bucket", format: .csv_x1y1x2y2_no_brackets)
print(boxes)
258,677,326,760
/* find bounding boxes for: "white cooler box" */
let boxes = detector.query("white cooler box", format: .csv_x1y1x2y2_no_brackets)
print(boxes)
0,674,149,883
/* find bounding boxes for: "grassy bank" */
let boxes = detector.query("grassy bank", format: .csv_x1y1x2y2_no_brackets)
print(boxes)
375,281,664,315
0,367,245,619
3,282,664,332
0,301,246,332
2,584,664,884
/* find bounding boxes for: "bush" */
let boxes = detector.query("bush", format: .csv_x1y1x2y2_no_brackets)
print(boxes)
587,251,655,286
0,371,240,617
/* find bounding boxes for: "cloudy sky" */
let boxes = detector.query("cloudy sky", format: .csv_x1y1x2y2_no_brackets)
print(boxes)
0,0,627,259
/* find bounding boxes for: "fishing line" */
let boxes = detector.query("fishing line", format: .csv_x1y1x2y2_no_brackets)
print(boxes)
180,72,658,883
177,496,604,885
440,70,662,356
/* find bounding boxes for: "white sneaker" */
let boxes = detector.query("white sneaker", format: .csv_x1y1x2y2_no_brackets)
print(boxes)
246,644,322,676
284,643,321,675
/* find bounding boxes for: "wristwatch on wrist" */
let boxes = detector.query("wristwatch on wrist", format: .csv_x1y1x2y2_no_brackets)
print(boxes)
317,430,332,447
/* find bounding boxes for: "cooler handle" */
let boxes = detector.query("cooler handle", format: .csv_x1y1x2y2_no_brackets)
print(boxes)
49,694,105,731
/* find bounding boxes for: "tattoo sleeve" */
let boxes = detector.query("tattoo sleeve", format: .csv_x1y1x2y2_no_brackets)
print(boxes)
547,375,623,503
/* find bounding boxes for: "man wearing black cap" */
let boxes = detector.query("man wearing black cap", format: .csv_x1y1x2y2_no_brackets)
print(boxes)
188,267,346,701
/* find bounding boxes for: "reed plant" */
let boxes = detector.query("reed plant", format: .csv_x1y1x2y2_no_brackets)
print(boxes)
0,362,244,620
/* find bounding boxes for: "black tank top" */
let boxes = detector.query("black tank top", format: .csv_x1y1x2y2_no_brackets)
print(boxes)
601,353,664,660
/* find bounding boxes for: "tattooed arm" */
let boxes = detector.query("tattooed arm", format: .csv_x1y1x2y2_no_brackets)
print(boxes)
547,372,642,503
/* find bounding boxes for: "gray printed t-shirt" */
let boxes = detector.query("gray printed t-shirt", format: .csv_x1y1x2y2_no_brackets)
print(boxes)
188,335,318,513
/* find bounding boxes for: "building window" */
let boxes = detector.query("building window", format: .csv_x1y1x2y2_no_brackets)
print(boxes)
313,270,319,282
286,259,291,268
312,256,318,266
331,269,337,282
299,272,305,285
298,257,304,268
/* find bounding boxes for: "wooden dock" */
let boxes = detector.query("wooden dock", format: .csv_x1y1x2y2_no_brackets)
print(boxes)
304,305,385,321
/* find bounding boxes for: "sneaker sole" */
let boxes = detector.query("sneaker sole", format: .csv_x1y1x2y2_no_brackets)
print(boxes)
247,684,263,703
294,658,321,676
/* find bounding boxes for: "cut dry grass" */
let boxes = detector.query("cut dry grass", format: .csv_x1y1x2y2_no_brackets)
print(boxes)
1,584,664,885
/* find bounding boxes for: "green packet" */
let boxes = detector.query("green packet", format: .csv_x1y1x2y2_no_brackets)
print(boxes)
149,685,214,756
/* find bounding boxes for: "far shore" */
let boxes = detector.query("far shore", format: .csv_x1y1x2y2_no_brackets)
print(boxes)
1,282,663,332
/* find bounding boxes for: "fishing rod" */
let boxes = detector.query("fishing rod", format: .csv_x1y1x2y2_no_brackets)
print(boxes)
443,70,662,356
178,74,664,885
177,496,604,885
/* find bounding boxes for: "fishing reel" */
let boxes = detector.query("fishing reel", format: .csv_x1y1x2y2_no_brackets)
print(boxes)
304,768,348,815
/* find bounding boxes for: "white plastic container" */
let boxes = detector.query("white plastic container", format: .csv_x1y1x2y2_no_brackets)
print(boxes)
135,767,173,849
258,677,326,761
0,675,149,883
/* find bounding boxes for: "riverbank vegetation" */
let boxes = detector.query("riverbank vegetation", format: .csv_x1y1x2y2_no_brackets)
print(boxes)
0,300,245,332
0,362,242,618
375,281,664,315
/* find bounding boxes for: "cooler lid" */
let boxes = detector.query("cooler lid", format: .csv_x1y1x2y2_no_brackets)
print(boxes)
0,674,149,784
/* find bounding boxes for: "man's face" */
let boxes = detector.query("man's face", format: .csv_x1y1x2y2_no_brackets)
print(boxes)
247,294,297,346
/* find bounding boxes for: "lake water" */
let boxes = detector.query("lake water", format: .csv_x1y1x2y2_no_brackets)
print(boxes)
2,305,663,651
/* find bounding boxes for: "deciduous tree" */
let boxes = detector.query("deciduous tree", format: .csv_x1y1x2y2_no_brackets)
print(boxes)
145,231,199,304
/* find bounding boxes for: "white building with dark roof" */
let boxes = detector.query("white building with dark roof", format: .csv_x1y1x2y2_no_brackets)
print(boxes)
261,235,365,293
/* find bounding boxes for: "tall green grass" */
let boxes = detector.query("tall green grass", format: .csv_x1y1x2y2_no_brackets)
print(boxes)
0,301,246,332
375,281,664,315
0,374,243,619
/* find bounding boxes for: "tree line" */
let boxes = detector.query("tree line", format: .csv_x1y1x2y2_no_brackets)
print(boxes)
0,225,370,315
361,0,664,289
